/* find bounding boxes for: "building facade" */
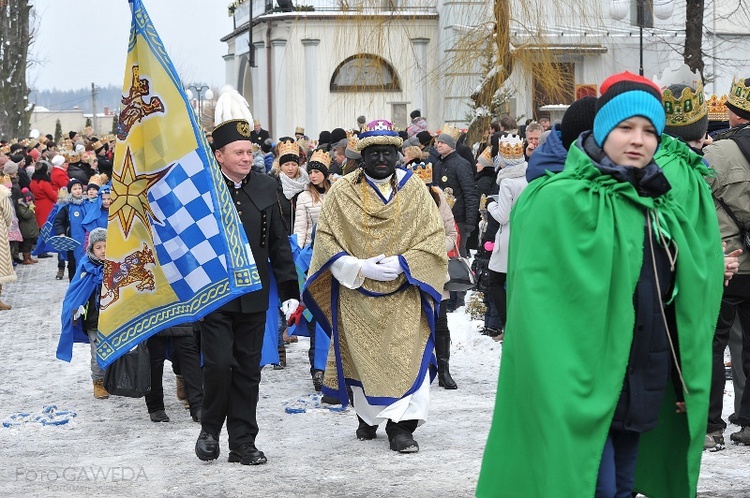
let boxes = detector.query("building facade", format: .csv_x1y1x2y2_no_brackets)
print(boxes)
221,0,749,139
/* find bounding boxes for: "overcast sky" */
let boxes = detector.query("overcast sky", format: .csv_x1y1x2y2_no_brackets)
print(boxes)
28,0,232,92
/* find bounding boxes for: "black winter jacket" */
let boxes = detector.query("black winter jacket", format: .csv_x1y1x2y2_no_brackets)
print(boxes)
433,151,479,227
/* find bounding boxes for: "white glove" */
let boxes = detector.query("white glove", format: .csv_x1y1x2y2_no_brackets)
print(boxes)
280,299,299,322
378,256,403,277
73,305,86,321
360,254,401,282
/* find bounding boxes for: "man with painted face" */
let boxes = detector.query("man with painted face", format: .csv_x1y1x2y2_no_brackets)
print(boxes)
304,119,447,453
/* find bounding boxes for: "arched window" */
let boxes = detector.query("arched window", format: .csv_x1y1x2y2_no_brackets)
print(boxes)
330,54,401,92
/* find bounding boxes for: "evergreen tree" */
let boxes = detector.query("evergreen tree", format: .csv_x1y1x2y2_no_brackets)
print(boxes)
85,117,92,128
111,115,118,135
54,119,62,142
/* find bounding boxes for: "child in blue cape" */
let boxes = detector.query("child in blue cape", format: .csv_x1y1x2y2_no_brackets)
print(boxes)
57,227,109,399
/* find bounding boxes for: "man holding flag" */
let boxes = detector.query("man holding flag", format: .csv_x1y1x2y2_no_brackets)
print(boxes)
195,110,300,466
97,0,299,466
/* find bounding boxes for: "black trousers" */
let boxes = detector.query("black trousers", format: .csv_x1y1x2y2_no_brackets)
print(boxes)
488,270,508,328
145,333,203,417
307,318,321,375
708,273,750,431
200,310,265,450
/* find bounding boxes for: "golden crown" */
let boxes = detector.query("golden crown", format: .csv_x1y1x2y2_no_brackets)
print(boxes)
87,174,103,188
728,77,750,114
662,82,706,127
478,146,493,166
309,149,332,168
277,139,299,159
499,134,524,159
440,123,462,141
346,133,359,152
707,94,728,121
410,161,433,184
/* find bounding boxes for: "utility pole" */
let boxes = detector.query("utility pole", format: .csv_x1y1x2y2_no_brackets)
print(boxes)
91,83,98,134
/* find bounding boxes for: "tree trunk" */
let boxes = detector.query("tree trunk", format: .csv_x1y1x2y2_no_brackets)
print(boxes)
467,0,514,145
0,1,33,139
683,0,704,79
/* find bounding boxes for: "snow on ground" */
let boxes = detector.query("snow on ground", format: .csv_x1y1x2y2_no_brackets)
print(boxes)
0,258,748,497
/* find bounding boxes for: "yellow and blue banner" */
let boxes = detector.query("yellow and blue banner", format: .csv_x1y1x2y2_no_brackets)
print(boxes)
97,0,261,367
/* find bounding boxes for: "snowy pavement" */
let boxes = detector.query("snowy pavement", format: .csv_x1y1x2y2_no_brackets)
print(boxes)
0,257,748,497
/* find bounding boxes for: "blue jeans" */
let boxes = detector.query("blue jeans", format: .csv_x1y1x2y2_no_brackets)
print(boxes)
595,430,640,498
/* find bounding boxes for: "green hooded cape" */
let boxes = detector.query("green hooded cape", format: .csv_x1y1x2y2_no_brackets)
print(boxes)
476,138,723,498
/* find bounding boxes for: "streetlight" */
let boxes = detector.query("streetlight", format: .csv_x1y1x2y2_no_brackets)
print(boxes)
185,85,215,127
611,0,674,76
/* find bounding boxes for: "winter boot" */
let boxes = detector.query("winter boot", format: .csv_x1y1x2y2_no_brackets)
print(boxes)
386,419,419,453
730,426,750,445
55,268,65,280
175,374,187,401
21,252,38,264
274,347,286,370
435,333,457,389
0,285,11,311
704,429,725,451
93,379,109,399
356,416,378,440
312,370,324,392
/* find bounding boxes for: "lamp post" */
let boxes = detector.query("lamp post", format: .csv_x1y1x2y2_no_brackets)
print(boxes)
611,0,674,76
185,85,215,128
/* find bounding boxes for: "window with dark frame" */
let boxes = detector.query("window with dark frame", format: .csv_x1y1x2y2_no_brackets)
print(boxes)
330,54,401,92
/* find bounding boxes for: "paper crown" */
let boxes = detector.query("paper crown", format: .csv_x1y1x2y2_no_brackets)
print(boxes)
92,140,106,152
345,131,361,159
653,64,707,127
499,134,524,159
277,139,300,162
87,174,103,188
295,126,305,135
727,77,750,115
410,161,433,184
309,149,332,168
355,120,403,151
707,94,728,121
478,146,493,168
440,123,462,141
65,151,81,163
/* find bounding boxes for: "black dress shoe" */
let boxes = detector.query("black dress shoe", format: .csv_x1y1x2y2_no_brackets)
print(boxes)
149,410,170,422
228,443,267,465
195,431,220,461
356,417,378,440
389,433,419,453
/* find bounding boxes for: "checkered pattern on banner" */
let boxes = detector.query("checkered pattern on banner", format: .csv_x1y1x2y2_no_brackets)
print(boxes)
148,150,229,301
40,220,53,241
47,235,81,252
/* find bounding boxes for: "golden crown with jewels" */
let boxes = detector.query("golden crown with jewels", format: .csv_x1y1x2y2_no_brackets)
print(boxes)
499,134,524,159
410,161,433,184
653,64,707,127
728,77,750,114
706,94,728,121
277,139,299,159
662,83,706,127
